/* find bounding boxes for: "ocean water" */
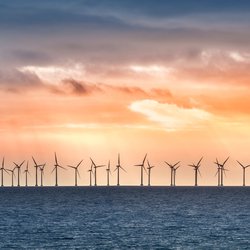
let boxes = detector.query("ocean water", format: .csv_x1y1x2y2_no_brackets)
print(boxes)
0,187,249,249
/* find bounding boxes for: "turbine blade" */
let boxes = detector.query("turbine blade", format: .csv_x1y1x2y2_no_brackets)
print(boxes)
32,156,38,166
90,158,97,167
236,160,244,168
76,160,83,168
20,160,25,167
2,157,4,168
142,153,147,165
223,156,230,166
77,169,80,178
173,161,180,167
51,167,56,173
59,165,67,170
198,169,202,177
4,169,10,175
55,152,58,165
118,153,120,165
164,161,172,167
197,157,203,166
120,166,127,173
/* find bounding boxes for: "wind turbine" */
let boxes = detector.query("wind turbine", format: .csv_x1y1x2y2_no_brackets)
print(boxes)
23,161,31,187
13,160,25,187
88,163,94,186
52,152,66,186
106,160,111,186
214,157,229,186
237,161,250,186
0,157,9,187
134,154,147,186
32,156,44,187
6,168,15,187
40,164,46,187
147,160,155,186
164,161,180,186
90,158,105,186
189,157,203,186
114,154,126,186
173,165,180,186
67,160,83,186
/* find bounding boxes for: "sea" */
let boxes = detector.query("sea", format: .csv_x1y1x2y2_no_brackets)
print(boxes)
0,186,249,249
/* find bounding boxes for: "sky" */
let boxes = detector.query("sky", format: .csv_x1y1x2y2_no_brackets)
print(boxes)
1,0,250,186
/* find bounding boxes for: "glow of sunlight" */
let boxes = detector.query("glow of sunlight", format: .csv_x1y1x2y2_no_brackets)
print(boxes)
18,63,85,85
129,99,212,131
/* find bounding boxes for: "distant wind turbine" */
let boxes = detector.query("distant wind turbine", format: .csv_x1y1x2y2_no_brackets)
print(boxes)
0,157,9,187
164,161,180,186
13,160,25,187
237,161,250,186
147,160,155,186
52,152,66,186
114,154,126,186
106,161,111,186
134,154,147,186
32,156,44,187
214,157,229,186
23,161,31,187
68,160,83,186
189,157,203,186
7,168,15,187
40,164,46,186
90,158,105,186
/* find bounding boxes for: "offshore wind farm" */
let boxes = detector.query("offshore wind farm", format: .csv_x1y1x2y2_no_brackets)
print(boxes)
1,0,250,249
0,153,250,187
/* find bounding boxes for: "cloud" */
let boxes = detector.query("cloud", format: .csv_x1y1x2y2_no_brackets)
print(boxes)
129,99,212,131
61,79,102,95
18,64,86,85
0,69,41,88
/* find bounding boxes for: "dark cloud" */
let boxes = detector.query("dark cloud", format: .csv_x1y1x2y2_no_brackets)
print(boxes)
0,69,41,86
62,79,102,95
1,0,250,85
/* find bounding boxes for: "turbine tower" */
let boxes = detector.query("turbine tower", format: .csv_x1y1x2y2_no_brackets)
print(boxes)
23,161,30,187
40,164,46,186
164,161,180,186
0,157,9,187
52,152,66,186
32,156,44,187
68,160,83,186
134,154,147,186
237,161,250,186
106,161,111,186
189,157,203,186
90,158,105,186
173,165,180,186
147,160,155,186
13,160,25,187
214,157,229,186
88,163,94,186
215,161,221,186
114,154,126,186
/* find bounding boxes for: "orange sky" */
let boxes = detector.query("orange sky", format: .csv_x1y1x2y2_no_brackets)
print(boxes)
1,1,250,186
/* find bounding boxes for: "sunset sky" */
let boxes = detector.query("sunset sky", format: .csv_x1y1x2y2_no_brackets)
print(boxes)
1,0,250,186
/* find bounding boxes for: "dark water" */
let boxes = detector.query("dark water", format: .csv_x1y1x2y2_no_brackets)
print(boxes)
0,187,249,249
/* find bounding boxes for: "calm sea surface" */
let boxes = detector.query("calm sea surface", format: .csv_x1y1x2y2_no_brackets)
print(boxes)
0,187,249,249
